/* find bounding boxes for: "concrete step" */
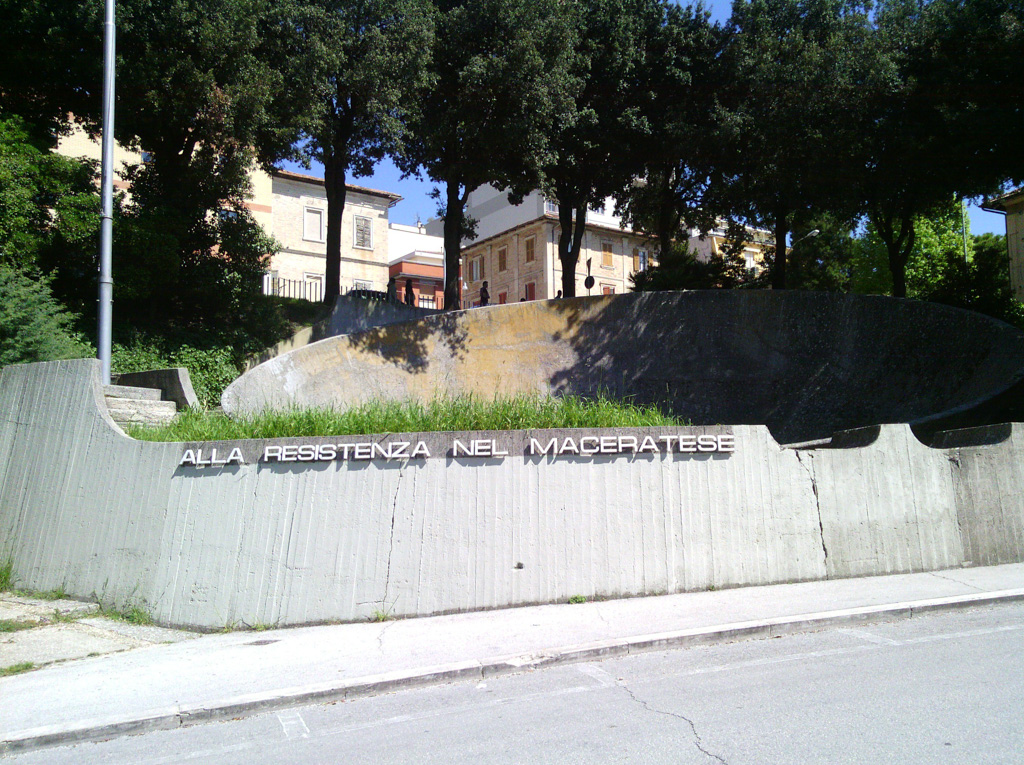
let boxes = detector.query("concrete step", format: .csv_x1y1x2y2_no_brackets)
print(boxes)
103,384,162,402
104,397,178,427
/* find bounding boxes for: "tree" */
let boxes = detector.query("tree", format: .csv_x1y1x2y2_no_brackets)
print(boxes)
786,212,857,292
613,3,727,265
404,0,579,310
0,115,99,275
716,0,874,289
856,0,1023,298
541,0,669,297
853,201,1024,329
0,264,93,366
277,0,434,304
0,0,101,143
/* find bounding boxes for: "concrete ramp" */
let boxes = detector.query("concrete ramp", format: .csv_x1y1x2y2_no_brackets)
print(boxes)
222,291,1024,443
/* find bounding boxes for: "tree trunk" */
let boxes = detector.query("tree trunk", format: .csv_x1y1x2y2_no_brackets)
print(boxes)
557,199,588,297
322,148,348,305
443,182,465,311
657,170,680,264
771,205,788,290
871,206,915,299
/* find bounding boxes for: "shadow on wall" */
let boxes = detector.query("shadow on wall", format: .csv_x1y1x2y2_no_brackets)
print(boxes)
540,291,1024,443
343,310,470,374
226,291,1024,444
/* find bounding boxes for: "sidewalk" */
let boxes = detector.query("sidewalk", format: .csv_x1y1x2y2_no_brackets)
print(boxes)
3,563,1024,754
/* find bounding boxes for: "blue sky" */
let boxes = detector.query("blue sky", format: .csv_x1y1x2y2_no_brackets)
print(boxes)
282,0,1007,238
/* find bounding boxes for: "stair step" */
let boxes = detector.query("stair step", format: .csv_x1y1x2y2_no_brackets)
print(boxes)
105,397,178,427
104,384,162,402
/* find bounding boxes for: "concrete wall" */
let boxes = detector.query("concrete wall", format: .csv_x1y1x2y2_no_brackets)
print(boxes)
224,292,1024,444
245,294,439,370
3,359,1024,631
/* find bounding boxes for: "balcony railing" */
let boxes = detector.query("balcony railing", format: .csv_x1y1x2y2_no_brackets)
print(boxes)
263,275,323,303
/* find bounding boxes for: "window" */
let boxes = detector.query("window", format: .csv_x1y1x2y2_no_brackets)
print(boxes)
498,291,508,304
498,246,507,272
353,279,372,291
304,273,324,302
217,209,239,223
633,249,650,273
590,201,606,215
353,215,373,249
419,295,437,308
469,256,485,283
524,282,536,301
602,241,614,268
524,236,536,263
303,207,325,242
140,151,153,164
602,284,615,295
544,199,558,215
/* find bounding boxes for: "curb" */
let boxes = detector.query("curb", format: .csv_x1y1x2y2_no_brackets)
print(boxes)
4,588,1024,754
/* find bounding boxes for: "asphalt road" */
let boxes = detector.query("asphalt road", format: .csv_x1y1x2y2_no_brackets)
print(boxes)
11,603,1024,764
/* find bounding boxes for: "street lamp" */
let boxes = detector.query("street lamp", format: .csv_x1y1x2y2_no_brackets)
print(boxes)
792,229,820,246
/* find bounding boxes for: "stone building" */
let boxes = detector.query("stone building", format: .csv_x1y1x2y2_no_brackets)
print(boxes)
387,222,446,309
985,188,1024,302
253,169,399,301
446,187,657,306
445,185,771,307
56,127,400,303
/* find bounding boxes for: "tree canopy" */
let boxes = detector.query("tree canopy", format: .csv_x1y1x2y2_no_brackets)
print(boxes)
403,0,579,309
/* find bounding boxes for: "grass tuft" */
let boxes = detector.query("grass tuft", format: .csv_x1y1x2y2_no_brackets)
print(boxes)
128,393,685,442
99,604,154,626
1,662,35,677
0,619,37,633
0,559,13,592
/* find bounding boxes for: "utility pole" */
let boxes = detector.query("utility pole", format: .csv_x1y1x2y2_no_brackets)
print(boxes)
97,0,116,384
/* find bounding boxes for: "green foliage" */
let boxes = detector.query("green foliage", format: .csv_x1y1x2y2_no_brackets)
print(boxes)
0,559,13,591
568,595,587,604
405,0,579,307
127,392,687,442
0,264,94,366
0,661,35,677
852,202,1024,329
631,242,761,292
112,337,241,408
0,115,99,276
786,214,858,292
0,619,36,633
99,603,154,626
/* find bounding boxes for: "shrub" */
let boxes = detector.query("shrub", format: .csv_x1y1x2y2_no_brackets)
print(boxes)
112,336,241,408
0,264,93,366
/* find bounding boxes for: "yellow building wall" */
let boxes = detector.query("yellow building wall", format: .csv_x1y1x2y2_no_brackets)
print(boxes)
462,221,655,304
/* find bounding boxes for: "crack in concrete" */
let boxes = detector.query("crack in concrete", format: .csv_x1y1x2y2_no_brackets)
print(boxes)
618,681,728,764
927,569,984,592
382,464,405,608
376,619,397,654
796,452,829,571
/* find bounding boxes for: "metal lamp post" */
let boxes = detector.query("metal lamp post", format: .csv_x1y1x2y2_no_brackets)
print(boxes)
97,0,116,384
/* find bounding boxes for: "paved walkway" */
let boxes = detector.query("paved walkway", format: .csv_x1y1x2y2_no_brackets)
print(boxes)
3,563,1024,754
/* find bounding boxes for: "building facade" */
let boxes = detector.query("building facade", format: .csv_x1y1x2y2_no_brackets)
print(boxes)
253,169,399,301
454,187,657,306
56,127,401,303
388,222,446,309
985,188,1024,302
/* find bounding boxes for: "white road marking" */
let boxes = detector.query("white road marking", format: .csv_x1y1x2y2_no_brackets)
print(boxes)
839,628,902,646
277,710,310,739
576,663,617,687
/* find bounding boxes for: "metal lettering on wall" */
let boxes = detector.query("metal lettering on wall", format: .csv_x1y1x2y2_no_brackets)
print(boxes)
178,433,735,469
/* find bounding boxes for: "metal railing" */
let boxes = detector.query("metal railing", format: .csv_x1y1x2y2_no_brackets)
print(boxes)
263,275,323,303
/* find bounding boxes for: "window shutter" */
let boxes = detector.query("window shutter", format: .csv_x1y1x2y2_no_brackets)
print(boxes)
632,248,640,272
